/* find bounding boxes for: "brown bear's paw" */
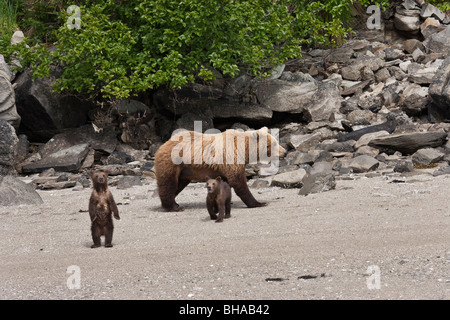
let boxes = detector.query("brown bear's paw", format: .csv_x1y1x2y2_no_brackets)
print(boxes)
215,218,224,223
91,244,101,249
209,214,218,220
248,201,267,208
225,214,231,219
105,244,113,248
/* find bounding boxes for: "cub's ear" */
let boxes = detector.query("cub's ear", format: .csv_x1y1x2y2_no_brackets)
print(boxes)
89,170,94,178
104,169,109,176
216,176,222,181
205,176,210,182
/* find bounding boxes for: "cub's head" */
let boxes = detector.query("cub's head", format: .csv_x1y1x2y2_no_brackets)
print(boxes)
89,170,109,186
205,176,222,194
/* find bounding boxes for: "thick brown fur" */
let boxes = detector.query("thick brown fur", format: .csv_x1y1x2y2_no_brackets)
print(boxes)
154,127,286,211
205,176,232,223
88,170,120,248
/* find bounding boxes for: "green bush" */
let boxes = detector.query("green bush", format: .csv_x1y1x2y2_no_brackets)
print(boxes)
4,0,303,99
1,0,448,101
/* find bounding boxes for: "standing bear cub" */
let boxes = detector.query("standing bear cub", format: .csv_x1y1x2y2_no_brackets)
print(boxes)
205,176,231,223
89,170,120,248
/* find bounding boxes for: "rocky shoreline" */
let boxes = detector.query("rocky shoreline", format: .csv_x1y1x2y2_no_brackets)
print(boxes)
1,0,450,205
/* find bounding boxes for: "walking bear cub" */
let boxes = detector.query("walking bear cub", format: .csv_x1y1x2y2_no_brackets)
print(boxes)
89,170,120,248
205,176,231,223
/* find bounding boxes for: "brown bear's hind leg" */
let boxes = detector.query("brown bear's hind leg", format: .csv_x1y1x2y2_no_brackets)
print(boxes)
225,199,231,219
104,225,114,248
229,174,267,208
158,176,184,212
91,224,102,248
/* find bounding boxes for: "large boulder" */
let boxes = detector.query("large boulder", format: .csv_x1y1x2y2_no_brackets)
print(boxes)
302,81,343,122
0,176,43,206
0,119,18,175
255,79,318,113
394,3,421,34
14,67,92,142
20,124,119,173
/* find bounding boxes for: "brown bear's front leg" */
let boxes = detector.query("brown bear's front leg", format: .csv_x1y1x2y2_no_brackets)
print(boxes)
206,197,218,220
229,173,267,208
216,202,225,223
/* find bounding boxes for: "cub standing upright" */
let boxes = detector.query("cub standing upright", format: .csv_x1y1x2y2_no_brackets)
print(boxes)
88,170,120,248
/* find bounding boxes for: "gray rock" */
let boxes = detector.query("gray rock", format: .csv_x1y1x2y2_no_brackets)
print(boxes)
411,147,444,165
105,151,134,165
0,176,43,206
271,168,307,188
0,119,18,175
354,130,390,149
420,2,446,22
408,61,441,84
394,160,414,173
403,39,425,54
285,151,316,166
420,17,441,39
298,162,335,195
22,143,90,173
429,56,450,112
117,176,143,189
347,155,379,173
288,132,323,152
394,5,421,33
40,124,118,157
341,56,384,81
255,79,318,113
324,46,355,64
400,93,429,116
368,131,448,155
426,26,450,55
302,81,343,122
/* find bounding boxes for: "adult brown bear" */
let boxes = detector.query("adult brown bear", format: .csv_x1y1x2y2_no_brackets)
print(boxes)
154,127,286,211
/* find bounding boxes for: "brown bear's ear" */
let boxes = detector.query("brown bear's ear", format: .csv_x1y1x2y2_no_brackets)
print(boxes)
104,169,109,177
89,170,94,178
205,176,210,182
216,176,222,181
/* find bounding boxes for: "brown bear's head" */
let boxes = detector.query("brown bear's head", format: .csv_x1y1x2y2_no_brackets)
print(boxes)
89,170,109,187
205,176,222,194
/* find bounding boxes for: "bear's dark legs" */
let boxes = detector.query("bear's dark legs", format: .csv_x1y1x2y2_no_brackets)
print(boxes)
176,179,191,196
229,173,266,208
206,198,218,220
216,202,226,223
104,225,114,248
91,224,102,248
225,199,231,219
158,175,183,212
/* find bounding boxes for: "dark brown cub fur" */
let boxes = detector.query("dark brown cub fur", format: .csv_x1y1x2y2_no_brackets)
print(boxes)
205,176,232,223
89,170,120,248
